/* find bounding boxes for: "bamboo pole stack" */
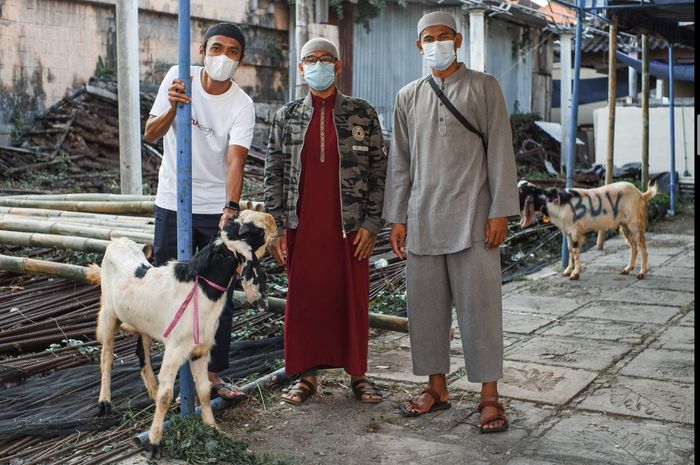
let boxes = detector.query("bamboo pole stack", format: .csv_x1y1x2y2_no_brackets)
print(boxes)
0,194,264,255
0,254,412,334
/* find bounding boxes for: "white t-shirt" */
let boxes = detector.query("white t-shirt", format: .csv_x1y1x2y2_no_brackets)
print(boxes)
150,65,255,214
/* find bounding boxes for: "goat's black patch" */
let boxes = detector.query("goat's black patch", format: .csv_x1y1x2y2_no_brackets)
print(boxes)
134,263,151,278
190,354,202,362
173,219,267,302
572,240,579,248
223,220,267,252
173,242,238,301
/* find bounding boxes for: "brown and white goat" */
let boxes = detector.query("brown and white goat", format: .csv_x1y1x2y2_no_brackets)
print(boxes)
518,180,657,280
87,210,276,457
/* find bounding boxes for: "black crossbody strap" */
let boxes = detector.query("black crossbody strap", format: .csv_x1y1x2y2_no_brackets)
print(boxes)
427,75,488,155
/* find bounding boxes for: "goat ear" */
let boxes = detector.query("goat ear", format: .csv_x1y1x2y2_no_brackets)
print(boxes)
240,252,267,311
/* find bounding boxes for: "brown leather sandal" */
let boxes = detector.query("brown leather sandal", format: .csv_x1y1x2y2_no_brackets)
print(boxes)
399,386,451,417
478,400,509,433
351,378,383,403
281,378,317,406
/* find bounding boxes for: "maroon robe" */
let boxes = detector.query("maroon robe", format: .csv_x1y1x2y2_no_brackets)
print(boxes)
283,92,369,377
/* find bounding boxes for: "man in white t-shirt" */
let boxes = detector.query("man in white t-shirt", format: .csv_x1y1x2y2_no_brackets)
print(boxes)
143,22,255,402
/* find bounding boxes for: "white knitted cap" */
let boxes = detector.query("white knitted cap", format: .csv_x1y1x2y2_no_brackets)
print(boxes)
299,37,339,60
417,11,457,37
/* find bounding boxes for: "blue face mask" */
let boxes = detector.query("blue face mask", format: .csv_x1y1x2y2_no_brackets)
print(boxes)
302,63,336,91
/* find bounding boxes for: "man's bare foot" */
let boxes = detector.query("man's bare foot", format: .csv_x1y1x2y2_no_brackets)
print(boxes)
281,376,317,405
400,374,450,416
479,381,508,433
209,372,246,400
350,376,383,403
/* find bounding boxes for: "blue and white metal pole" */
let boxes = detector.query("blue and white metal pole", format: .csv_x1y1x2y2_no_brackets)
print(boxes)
667,42,676,215
176,0,196,417
561,0,585,268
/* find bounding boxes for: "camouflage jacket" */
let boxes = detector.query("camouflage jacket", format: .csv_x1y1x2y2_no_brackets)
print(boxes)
263,91,387,237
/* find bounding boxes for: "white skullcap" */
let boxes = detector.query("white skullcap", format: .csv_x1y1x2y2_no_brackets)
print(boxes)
299,38,339,60
417,11,457,37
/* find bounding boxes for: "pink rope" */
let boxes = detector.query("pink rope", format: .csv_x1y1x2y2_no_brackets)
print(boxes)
162,275,227,344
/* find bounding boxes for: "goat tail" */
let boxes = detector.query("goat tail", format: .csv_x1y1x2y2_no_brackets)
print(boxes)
642,182,658,202
85,263,102,285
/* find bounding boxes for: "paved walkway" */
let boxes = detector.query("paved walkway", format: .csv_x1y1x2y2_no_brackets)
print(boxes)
364,231,694,464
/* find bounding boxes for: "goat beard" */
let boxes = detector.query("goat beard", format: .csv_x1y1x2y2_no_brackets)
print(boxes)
519,196,537,228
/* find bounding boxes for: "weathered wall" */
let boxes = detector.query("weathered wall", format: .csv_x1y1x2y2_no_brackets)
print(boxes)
0,0,289,147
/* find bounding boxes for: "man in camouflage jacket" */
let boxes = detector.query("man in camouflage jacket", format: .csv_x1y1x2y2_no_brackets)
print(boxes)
263,80,387,241
263,37,387,405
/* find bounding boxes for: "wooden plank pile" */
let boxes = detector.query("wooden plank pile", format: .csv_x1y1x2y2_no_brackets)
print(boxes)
0,78,163,193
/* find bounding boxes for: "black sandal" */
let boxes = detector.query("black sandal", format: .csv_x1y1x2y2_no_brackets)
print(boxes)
351,378,383,403
281,378,317,405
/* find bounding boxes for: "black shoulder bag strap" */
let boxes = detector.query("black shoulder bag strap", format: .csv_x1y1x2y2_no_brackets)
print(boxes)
427,75,488,155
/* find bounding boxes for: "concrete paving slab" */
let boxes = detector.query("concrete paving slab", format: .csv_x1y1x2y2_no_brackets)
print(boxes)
574,301,680,324
367,348,464,384
678,310,694,326
662,254,695,268
511,281,617,300
352,429,490,465
450,360,597,405
505,336,631,370
502,295,583,316
646,265,695,279
652,326,695,351
620,348,694,383
646,233,695,245
539,318,657,344
579,376,694,424
524,412,695,465
587,252,671,268
553,272,638,288
502,310,556,334
601,287,695,307
505,459,568,465
628,276,696,292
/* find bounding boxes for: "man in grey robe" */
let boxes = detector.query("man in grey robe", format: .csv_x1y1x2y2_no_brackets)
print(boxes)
383,11,519,433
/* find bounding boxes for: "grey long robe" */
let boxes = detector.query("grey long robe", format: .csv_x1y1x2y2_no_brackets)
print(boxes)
383,63,519,255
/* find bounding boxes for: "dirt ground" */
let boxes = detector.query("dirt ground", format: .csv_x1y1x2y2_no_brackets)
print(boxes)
218,367,503,465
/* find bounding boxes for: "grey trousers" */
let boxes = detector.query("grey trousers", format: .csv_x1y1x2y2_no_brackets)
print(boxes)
406,241,504,383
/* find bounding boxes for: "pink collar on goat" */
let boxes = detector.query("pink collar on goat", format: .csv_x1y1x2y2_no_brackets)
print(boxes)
162,275,228,345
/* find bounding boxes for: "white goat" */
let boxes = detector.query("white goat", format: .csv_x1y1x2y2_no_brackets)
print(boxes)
87,210,276,457
518,180,657,280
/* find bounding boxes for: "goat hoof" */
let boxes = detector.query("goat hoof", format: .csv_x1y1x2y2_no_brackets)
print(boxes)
96,401,113,416
562,270,572,277
148,442,162,459
637,272,646,279
620,268,630,275
569,274,580,281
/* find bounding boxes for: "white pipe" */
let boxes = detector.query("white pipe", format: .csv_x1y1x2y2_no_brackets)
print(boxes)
116,0,143,195
469,9,486,72
559,33,572,172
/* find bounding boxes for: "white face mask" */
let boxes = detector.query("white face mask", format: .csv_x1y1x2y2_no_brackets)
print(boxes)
204,54,239,81
422,40,456,71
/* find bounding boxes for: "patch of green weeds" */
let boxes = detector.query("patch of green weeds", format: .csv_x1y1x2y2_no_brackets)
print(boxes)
370,280,406,315
61,250,103,267
161,414,291,465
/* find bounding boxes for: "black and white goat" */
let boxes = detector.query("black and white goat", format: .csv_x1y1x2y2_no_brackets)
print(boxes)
87,210,276,457
518,180,657,280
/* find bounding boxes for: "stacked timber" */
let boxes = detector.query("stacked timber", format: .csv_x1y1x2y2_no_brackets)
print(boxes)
0,194,265,256
0,78,162,193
